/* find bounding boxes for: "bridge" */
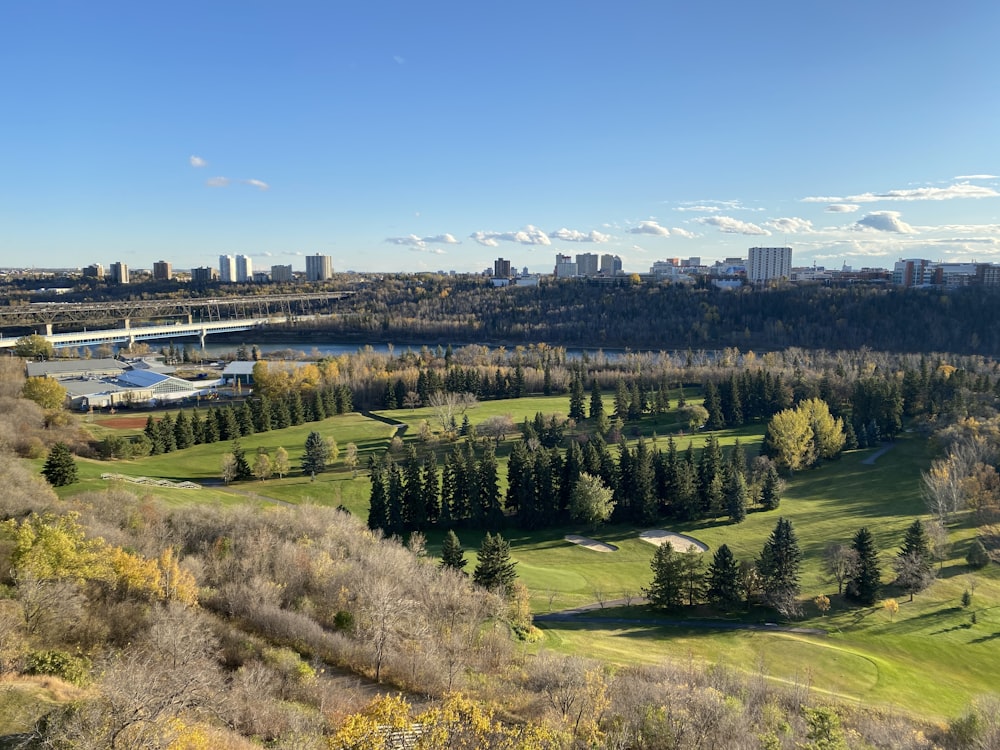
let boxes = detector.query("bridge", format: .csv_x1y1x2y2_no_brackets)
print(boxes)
0,291,353,350
0,315,309,350
0,291,352,332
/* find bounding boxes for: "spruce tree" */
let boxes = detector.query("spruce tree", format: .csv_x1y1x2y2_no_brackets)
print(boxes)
757,517,802,614
301,430,331,475
644,542,684,609
894,519,935,601
422,455,440,527
41,442,78,487
367,458,388,531
173,410,195,449
726,468,748,523
473,533,518,595
760,462,782,511
589,380,604,421
707,543,740,606
231,440,252,481
439,530,468,573
568,375,586,421
847,527,882,605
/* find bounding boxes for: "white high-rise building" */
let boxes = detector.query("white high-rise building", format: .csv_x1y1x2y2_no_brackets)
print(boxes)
236,254,253,282
219,254,236,283
305,253,334,281
747,247,792,283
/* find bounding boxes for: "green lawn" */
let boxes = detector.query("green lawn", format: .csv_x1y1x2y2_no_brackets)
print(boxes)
66,398,1000,720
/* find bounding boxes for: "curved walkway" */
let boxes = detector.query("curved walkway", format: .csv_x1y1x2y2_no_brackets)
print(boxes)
535,600,827,636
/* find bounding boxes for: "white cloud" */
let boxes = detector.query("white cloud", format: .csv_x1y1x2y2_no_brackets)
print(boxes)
189,155,206,168
206,176,230,188
386,233,460,249
955,174,998,180
805,182,1000,203
801,195,843,204
674,199,755,213
766,217,814,234
628,220,671,237
470,226,552,247
854,211,916,234
549,227,611,243
243,179,269,191
696,216,771,235
670,227,697,239
825,204,859,213
409,247,447,255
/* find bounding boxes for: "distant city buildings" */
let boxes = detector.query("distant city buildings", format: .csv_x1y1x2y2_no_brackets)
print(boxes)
305,253,334,281
235,254,253,282
109,261,129,285
554,254,578,278
82,263,104,280
219,255,236,283
152,260,173,281
747,247,792,283
576,252,599,277
191,266,216,284
493,257,512,278
271,264,294,283
600,254,622,276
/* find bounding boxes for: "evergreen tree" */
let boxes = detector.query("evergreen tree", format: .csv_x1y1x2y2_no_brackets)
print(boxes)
681,545,706,606
301,430,331,475
236,401,255,436
703,381,725,430
477,445,503,530
568,375,586,421
613,379,630,421
385,458,405,536
473,532,518,595
894,519,935,601
312,390,327,421
726,468,748,523
589,380,604,421
288,392,305,425
403,446,425,530
633,438,658,525
41,442,77,487
422,455,440,527
543,365,553,397
707,543,740,606
272,397,291,429
202,408,220,443
230,439,252,481
847,527,882,605
173,410,195,449
644,542,684,609
439,530,468,573
760,462,782,511
757,517,802,614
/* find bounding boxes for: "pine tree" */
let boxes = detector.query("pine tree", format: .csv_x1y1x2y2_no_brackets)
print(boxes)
757,517,802,614
473,533,518,595
230,439,252,481
301,430,330,475
613,379,630,421
439,530,468,573
760,462,782,511
703,381,725,430
644,542,684,609
477,445,503,530
422,455,440,527
681,545,705,606
41,442,77,487
173,410,195,449
707,543,740,606
403,446,425,531
847,527,882,605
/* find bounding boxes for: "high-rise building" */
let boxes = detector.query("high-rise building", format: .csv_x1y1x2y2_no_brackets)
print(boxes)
152,260,173,281
109,262,129,285
271,264,294,283
554,253,577,278
599,254,622,275
305,253,334,281
236,254,253,282
576,252,599,277
219,255,236,283
747,247,792,283
493,257,511,278
82,263,104,279
191,266,217,284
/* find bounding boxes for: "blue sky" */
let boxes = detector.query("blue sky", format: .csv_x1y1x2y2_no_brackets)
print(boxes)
3,1,999,274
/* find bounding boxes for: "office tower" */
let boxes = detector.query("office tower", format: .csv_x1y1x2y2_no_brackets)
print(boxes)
305,253,334,281
747,247,792,283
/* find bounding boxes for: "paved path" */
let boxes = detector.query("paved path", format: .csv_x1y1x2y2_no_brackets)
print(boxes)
862,443,894,465
535,600,827,636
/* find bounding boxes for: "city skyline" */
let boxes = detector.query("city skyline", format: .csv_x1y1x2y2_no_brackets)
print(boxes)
3,2,999,273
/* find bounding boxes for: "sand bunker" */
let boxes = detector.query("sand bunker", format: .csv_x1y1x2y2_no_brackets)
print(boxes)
564,535,618,553
639,530,708,553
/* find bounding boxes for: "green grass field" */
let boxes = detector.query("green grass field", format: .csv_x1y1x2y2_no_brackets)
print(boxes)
67,394,1000,720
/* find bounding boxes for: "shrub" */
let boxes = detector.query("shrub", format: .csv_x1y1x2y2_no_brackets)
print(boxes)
24,650,91,686
966,539,991,569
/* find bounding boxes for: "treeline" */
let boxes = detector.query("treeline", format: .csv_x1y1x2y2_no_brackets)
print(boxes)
97,385,353,459
283,278,1000,354
368,424,783,536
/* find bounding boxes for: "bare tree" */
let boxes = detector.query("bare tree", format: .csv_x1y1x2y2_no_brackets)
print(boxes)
221,453,237,485
823,543,859,595
427,391,478,432
479,414,515,446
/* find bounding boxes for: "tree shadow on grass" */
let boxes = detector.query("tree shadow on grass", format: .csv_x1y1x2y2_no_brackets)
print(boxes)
968,631,1000,645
